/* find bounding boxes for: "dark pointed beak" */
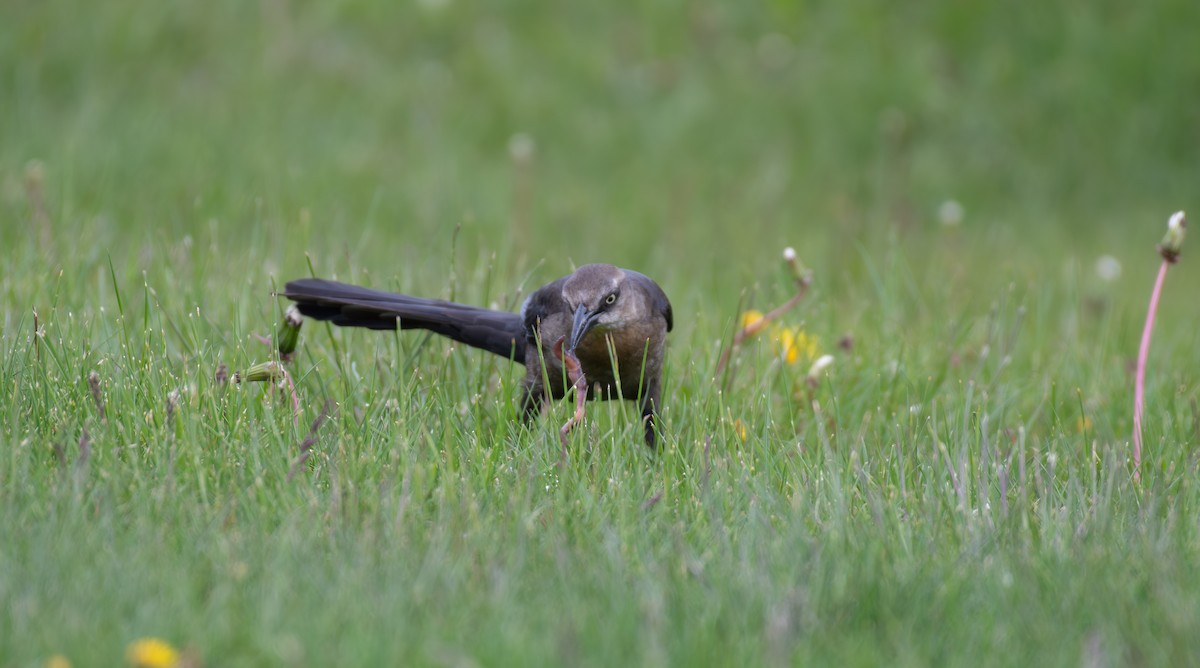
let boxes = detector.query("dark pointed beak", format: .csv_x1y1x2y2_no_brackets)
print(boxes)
568,304,597,351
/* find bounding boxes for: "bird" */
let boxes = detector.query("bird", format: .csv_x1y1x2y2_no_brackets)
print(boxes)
282,264,673,447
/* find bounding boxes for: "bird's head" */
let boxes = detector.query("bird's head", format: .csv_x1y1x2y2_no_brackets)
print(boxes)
561,264,630,351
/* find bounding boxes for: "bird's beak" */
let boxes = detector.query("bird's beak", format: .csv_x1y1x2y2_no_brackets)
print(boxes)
568,304,598,351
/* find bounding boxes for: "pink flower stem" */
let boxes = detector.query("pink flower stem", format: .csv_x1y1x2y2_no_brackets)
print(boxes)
1133,260,1170,479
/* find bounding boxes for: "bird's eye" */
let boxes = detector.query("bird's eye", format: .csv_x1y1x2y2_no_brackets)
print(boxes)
604,293,618,306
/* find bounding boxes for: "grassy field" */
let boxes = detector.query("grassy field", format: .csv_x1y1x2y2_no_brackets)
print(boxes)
3,1,1200,665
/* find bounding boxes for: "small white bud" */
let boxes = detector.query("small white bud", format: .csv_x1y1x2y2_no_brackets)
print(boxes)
782,246,797,262
1160,210,1187,262
1094,255,1122,282
938,200,964,226
507,133,535,162
806,354,834,379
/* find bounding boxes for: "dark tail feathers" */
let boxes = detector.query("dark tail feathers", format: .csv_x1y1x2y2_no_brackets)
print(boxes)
283,278,527,362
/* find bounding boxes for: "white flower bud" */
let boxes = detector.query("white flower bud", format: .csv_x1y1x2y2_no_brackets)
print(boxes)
1094,255,1122,282
806,354,834,379
508,133,535,162
938,200,964,226
1160,210,1187,263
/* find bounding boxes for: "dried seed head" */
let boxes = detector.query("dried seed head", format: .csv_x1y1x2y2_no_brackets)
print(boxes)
167,389,181,421
87,370,106,420
215,363,229,385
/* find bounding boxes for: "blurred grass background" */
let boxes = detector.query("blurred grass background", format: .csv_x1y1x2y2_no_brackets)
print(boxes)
5,0,1198,284
3,0,1200,665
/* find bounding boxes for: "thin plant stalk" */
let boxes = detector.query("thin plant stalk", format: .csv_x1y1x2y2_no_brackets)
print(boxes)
1132,261,1168,475
715,247,812,382
1132,210,1186,480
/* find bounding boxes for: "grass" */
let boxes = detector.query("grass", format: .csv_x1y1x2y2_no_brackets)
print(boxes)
3,1,1200,666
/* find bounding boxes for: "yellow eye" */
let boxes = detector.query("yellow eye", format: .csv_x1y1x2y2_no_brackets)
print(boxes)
605,293,618,305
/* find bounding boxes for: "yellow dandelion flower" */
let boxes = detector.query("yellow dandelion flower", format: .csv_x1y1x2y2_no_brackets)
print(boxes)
776,328,799,364
732,419,748,442
45,655,72,668
126,638,180,668
771,326,819,365
739,310,766,335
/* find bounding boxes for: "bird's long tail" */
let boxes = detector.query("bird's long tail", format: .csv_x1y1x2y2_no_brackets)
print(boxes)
283,278,527,362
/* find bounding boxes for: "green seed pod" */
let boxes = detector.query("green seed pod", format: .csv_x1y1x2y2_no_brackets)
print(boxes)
1159,211,1187,263
277,305,303,356
234,361,286,384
